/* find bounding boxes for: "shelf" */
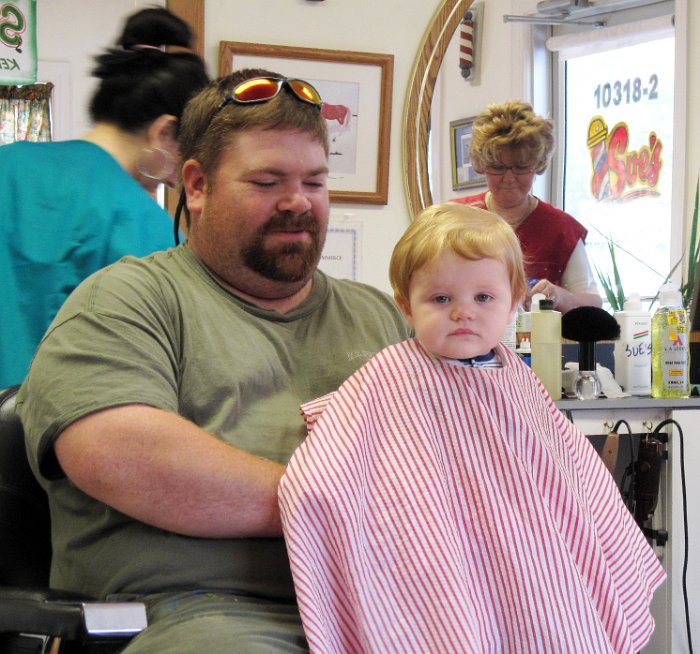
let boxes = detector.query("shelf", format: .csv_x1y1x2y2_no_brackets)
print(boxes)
555,396,700,411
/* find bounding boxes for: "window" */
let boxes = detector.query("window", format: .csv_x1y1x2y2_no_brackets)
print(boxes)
0,82,53,144
550,15,676,306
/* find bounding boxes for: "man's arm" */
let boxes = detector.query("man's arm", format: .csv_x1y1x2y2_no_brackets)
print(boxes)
54,404,285,538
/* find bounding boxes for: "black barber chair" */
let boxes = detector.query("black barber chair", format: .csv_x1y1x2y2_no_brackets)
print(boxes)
0,385,147,653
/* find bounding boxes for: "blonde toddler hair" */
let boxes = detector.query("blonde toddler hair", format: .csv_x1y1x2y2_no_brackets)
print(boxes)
390,202,527,309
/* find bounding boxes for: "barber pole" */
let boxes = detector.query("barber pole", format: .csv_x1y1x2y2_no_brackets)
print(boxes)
459,11,475,79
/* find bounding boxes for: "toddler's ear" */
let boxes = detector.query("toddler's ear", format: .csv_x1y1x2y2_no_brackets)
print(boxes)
395,294,413,326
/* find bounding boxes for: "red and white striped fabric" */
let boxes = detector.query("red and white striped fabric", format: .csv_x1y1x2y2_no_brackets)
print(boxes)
279,339,665,654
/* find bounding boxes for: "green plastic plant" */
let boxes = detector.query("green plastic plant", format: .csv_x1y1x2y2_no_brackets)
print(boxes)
594,240,626,311
594,176,700,312
680,177,700,308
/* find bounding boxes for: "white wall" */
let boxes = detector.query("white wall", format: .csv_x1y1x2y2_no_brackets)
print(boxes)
34,0,698,297
36,0,163,139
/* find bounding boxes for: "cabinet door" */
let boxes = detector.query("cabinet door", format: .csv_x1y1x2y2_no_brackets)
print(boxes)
565,407,671,654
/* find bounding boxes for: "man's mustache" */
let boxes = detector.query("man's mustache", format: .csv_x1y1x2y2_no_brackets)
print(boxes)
261,213,320,235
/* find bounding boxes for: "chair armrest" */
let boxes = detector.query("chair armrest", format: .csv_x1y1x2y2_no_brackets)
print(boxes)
82,602,147,637
0,587,147,639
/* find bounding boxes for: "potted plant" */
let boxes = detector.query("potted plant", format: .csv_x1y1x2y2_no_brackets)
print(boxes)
595,177,700,312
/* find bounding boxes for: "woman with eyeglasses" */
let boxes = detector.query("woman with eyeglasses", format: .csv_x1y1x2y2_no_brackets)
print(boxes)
0,7,209,388
453,99,603,314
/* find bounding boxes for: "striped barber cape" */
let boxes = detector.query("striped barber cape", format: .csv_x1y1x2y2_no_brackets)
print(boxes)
278,338,666,654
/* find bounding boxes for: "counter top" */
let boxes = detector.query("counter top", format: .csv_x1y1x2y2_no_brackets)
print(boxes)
555,396,700,411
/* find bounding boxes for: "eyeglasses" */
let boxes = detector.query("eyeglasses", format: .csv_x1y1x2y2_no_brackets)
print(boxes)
214,77,322,116
173,77,323,245
484,164,534,176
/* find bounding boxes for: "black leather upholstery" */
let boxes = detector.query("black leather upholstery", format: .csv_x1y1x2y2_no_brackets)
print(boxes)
0,385,52,587
0,386,146,653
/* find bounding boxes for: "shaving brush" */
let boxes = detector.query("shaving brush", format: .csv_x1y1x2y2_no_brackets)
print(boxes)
562,306,621,399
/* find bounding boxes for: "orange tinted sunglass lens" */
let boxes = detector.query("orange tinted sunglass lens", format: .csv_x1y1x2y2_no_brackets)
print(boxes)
289,79,322,105
233,78,281,103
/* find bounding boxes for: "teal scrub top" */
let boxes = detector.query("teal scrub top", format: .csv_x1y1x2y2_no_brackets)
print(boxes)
0,140,175,388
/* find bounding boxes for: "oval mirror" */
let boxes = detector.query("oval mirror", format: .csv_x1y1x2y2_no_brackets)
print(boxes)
403,0,473,218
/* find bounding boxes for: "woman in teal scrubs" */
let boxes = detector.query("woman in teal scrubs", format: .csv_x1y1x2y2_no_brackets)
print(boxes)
0,7,208,387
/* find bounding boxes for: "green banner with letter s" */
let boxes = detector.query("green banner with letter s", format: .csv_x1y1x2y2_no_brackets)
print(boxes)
0,0,36,85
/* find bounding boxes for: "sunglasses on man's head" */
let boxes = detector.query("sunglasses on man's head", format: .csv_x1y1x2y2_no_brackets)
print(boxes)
213,76,322,118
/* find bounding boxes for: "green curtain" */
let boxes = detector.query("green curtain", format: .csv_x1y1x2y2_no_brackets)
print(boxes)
0,82,53,144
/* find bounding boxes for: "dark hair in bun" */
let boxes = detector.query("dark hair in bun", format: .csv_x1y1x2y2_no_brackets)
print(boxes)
119,6,193,49
89,6,209,133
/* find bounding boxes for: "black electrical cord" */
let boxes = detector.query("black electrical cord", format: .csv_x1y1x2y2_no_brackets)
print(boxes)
612,419,632,434
653,418,693,654
611,419,635,512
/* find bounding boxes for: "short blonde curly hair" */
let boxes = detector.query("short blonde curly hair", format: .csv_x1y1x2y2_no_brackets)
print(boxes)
389,202,527,310
468,100,554,175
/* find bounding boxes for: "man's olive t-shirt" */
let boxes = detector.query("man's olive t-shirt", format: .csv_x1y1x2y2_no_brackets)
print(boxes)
18,246,409,600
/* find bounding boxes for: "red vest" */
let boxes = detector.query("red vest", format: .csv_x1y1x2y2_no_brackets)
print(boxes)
453,192,587,286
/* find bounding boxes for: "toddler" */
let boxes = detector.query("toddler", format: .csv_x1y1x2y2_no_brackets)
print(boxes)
279,203,665,654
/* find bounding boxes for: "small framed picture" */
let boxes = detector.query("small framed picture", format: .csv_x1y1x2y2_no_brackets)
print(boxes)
450,116,486,190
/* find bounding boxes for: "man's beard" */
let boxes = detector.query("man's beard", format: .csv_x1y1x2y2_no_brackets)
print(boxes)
242,212,325,282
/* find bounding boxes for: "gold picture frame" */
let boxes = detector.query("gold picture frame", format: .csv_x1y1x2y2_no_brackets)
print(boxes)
450,116,486,191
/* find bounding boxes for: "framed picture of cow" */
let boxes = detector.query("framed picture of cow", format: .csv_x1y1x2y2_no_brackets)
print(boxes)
219,41,393,205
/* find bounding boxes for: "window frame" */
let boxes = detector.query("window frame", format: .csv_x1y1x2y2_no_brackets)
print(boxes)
542,2,686,305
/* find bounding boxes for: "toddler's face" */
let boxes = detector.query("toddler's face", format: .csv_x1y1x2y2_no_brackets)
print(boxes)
399,251,517,360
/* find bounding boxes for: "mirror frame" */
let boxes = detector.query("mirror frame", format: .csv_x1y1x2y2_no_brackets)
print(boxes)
403,0,474,217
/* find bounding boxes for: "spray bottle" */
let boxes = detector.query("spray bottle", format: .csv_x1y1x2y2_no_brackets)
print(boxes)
651,283,690,398
614,293,652,395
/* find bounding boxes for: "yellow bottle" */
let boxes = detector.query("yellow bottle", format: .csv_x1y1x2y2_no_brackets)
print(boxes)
651,283,690,398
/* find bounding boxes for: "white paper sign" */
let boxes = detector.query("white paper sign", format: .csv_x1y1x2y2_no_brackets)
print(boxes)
319,221,362,281
0,1,37,84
